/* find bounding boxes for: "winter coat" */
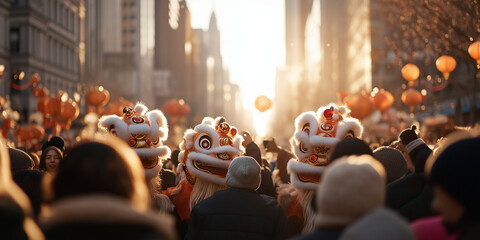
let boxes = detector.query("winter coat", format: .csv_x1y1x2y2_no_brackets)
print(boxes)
186,187,287,240
385,173,435,222
292,227,344,240
407,141,432,173
410,216,454,240
39,195,176,240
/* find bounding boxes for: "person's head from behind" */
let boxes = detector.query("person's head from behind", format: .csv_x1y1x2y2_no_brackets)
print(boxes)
315,154,386,228
44,137,149,210
329,137,373,163
8,148,34,175
39,146,63,173
425,130,480,225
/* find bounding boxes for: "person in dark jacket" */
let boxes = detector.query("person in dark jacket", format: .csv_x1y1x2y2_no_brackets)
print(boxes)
39,137,175,240
374,146,435,222
398,125,432,173
186,156,287,240
242,131,276,197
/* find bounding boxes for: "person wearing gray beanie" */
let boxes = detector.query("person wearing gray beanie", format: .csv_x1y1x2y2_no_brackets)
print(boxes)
186,156,286,239
226,156,261,190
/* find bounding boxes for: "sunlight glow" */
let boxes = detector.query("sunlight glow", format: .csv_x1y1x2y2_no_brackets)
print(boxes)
187,0,285,111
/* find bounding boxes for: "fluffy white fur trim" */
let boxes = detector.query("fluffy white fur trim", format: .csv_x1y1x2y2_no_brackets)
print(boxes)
309,136,341,147
148,110,168,141
178,151,185,164
134,147,171,160
134,103,148,115
128,123,152,135
295,111,318,135
98,115,130,141
293,131,310,145
287,159,326,175
183,130,195,150
288,160,325,190
337,119,363,139
186,159,226,186
290,173,321,190
187,152,231,169
144,162,162,179
201,117,215,126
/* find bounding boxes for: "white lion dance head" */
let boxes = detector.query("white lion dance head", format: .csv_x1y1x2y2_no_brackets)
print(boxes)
98,103,171,179
179,116,244,186
288,104,363,190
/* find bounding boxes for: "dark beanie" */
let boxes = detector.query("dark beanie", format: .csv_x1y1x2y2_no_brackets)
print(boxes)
399,125,418,146
373,146,408,184
8,148,34,175
42,136,65,152
430,136,480,217
329,138,373,163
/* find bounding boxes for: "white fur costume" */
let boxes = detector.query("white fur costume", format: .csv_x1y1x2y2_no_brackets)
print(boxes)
98,103,171,179
288,104,363,190
179,117,244,186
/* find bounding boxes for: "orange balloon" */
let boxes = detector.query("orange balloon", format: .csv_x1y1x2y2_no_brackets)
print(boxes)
345,93,373,120
372,90,394,111
254,95,272,112
401,88,423,107
401,64,420,82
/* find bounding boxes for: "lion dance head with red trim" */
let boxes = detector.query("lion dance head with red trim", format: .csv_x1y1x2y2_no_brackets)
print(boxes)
178,116,244,208
288,104,363,190
98,103,171,179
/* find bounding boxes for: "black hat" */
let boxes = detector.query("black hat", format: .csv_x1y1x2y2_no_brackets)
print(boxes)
373,146,408,184
399,125,418,146
329,138,373,163
42,136,65,152
8,148,34,175
430,136,480,217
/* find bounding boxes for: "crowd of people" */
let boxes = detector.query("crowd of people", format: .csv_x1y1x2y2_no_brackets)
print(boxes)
0,102,479,240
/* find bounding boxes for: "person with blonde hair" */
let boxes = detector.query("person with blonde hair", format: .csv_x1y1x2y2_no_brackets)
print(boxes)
39,137,175,240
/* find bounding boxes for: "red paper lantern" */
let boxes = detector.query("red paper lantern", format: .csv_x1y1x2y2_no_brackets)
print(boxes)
345,93,374,120
59,99,79,121
46,95,62,116
372,90,394,111
87,86,110,107
37,97,48,114
401,64,420,82
163,99,190,117
33,85,49,98
254,95,272,112
401,88,423,112
435,55,456,80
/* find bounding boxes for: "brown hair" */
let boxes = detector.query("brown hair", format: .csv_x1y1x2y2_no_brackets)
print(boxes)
43,136,149,210
39,146,63,171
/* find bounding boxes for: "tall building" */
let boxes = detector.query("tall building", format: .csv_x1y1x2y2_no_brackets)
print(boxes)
6,0,83,122
101,0,141,101
0,0,10,96
154,0,195,107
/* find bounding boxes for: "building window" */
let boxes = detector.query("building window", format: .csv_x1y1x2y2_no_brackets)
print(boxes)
10,28,20,53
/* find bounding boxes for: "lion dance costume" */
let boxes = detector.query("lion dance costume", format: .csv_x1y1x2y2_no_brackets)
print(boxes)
98,103,172,211
163,116,244,222
286,104,363,233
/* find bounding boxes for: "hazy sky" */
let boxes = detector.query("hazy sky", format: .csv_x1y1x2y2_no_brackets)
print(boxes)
187,0,285,110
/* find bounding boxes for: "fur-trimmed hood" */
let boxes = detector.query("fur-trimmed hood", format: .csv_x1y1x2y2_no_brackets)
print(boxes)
39,195,176,240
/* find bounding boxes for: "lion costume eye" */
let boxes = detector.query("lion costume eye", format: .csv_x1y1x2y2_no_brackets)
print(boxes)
302,123,310,135
299,142,308,153
198,134,212,150
344,130,354,139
